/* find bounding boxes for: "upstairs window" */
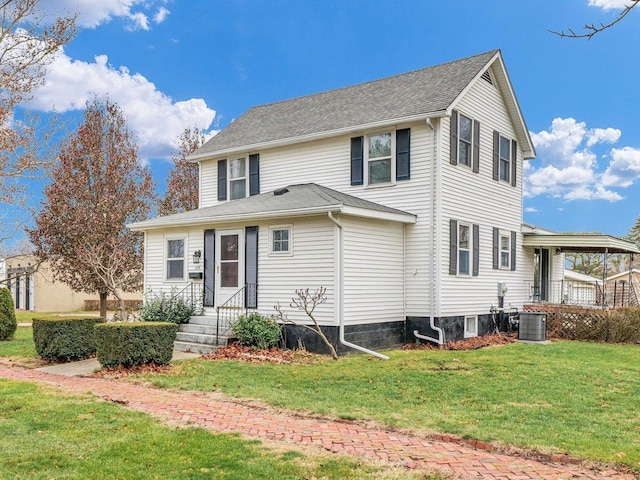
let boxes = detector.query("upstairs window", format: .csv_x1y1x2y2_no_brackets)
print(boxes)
450,110,479,172
458,114,473,167
166,238,185,280
493,132,517,187
350,129,410,186
499,136,511,182
367,132,393,185
229,157,247,200
217,155,260,201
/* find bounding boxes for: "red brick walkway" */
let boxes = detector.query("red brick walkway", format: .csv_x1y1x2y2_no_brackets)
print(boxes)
0,365,633,480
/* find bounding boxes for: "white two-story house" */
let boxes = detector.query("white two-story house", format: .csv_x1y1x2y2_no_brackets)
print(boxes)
129,50,638,355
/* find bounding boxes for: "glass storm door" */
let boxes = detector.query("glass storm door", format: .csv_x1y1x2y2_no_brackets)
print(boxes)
215,229,245,306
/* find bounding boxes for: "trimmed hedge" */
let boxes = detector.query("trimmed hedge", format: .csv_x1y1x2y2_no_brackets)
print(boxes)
33,317,105,362
95,322,178,368
0,287,17,341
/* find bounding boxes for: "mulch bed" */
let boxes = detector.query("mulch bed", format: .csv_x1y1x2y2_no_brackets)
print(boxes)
403,333,516,351
203,343,324,365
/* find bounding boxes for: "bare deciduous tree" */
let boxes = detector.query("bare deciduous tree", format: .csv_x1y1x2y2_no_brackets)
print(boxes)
27,98,156,319
275,287,338,360
0,0,76,203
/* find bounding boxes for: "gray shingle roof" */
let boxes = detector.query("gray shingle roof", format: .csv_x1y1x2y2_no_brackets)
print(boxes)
194,50,499,157
128,183,415,230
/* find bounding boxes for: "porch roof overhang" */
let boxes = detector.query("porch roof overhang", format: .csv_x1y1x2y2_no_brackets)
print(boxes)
522,233,640,255
128,183,416,232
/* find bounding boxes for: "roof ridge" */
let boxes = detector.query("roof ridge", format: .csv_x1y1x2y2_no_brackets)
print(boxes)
250,49,499,111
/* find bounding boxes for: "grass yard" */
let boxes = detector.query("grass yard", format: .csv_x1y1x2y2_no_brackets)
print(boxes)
0,326,38,363
14,310,100,324
135,341,640,469
0,379,436,480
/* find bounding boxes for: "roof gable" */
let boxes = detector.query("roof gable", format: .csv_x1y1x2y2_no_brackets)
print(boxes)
191,50,503,159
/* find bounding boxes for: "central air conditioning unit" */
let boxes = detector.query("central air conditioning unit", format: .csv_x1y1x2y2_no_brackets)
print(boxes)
518,312,547,342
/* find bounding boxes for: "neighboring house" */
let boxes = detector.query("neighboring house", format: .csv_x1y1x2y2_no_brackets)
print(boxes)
605,269,640,308
129,50,639,354
2,254,142,312
562,269,602,306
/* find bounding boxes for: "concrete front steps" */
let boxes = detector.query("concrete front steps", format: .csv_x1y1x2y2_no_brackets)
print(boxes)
174,315,235,355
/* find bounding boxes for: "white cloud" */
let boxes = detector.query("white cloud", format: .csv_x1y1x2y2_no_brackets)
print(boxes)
525,206,539,213
526,117,638,202
601,146,640,187
27,50,216,161
588,0,631,10
40,0,170,30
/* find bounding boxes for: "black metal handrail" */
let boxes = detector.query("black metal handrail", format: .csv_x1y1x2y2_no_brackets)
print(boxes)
216,285,247,345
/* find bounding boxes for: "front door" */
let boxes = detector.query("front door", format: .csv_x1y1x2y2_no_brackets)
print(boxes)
215,229,245,307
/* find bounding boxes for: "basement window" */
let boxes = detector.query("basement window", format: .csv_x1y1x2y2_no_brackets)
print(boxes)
464,315,478,338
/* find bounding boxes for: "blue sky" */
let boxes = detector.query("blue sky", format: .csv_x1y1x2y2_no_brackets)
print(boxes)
9,0,640,248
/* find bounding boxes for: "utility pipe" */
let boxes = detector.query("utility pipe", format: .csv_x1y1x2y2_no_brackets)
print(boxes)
414,116,444,345
328,211,389,360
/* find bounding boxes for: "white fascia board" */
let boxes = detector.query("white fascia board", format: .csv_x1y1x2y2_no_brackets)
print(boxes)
128,205,344,231
339,206,416,224
187,111,448,163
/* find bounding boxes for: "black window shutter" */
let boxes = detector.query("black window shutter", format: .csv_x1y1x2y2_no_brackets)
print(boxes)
396,128,410,181
449,219,458,275
472,224,480,276
217,159,227,201
249,154,260,196
350,136,363,185
492,131,499,181
511,139,517,187
450,110,458,165
472,120,480,173
245,226,259,308
492,227,499,269
511,231,517,271
203,229,215,307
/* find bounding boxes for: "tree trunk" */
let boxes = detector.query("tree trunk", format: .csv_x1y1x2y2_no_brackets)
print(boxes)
99,291,108,320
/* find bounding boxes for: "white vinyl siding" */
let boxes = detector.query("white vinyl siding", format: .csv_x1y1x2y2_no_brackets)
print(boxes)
342,216,405,326
439,68,527,317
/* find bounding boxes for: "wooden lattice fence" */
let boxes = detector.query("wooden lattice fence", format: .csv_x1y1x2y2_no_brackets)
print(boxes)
524,304,640,343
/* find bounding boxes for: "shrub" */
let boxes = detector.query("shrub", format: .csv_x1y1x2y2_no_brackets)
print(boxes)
139,290,203,324
543,305,640,344
0,287,17,341
95,322,178,368
232,312,282,349
32,317,105,362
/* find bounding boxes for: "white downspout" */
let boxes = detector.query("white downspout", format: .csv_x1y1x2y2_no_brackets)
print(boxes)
413,117,444,345
328,211,389,360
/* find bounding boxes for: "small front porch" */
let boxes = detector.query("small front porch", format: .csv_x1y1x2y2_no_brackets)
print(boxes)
523,230,640,309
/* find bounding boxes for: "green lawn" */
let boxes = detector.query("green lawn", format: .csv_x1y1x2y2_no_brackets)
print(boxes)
14,310,100,324
0,326,38,362
135,341,640,469
0,379,435,480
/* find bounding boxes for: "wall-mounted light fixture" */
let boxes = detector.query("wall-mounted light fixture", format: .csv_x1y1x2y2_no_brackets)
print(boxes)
192,250,202,264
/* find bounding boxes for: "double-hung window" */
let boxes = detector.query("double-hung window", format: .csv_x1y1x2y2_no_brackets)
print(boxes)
166,238,185,280
367,132,393,185
499,135,511,182
458,223,470,276
229,157,247,200
458,114,473,167
500,233,511,269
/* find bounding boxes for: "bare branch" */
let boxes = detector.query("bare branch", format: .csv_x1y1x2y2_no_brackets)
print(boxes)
550,1,638,39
